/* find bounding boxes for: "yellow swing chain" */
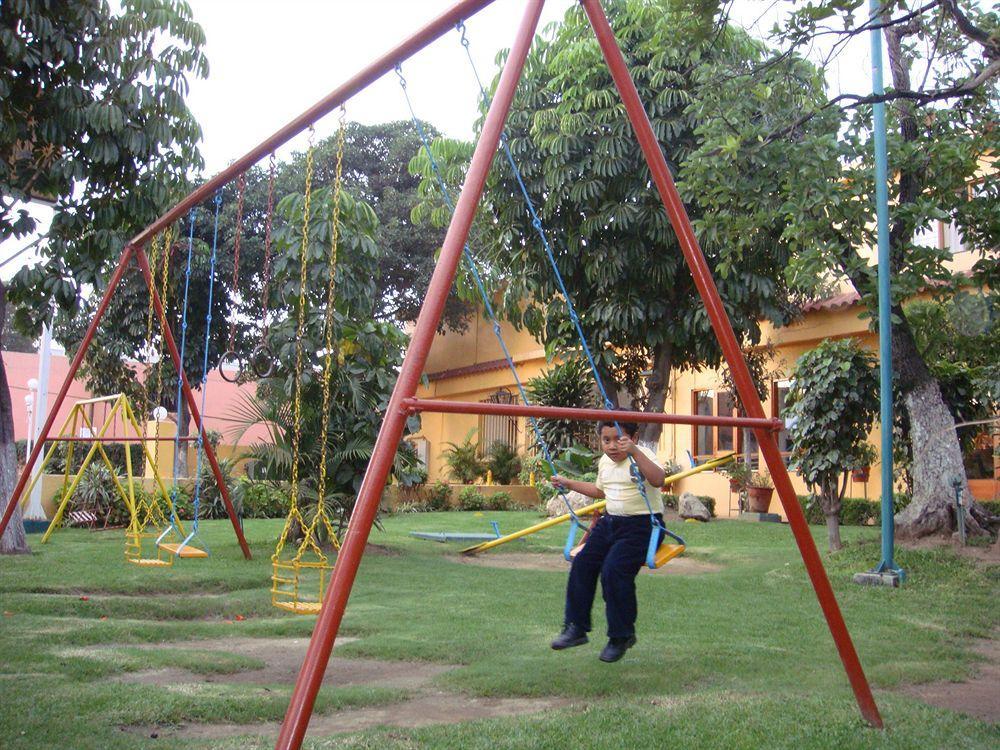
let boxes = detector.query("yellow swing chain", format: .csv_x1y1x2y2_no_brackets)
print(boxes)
297,110,347,559
273,127,316,562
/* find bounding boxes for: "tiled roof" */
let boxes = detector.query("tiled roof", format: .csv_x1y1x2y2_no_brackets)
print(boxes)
800,290,862,313
425,358,510,382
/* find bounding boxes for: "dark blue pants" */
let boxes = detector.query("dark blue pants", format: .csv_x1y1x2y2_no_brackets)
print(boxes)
564,513,663,639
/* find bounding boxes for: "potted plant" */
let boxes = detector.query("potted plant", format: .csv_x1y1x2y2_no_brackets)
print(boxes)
850,444,878,483
746,471,774,513
724,461,752,492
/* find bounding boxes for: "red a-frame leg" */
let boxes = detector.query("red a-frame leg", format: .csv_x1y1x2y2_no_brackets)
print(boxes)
273,2,548,747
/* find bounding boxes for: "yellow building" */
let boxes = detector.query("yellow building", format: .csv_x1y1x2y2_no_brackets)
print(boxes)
410,232,996,517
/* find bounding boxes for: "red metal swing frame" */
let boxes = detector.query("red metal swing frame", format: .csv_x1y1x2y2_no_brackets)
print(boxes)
0,1,884,745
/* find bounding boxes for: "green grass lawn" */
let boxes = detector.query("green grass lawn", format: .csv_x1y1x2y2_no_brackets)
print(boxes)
0,511,997,749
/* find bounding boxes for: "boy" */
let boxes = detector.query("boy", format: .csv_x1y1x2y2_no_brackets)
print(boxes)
549,421,665,662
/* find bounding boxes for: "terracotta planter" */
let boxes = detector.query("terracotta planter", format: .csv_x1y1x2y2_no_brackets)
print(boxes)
729,478,742,492
851,466,870,483
746,486,773,513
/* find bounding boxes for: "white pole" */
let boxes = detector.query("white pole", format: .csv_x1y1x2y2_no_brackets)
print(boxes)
24,323,52,520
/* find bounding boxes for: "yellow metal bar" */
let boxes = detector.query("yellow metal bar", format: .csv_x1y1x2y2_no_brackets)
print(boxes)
121,397,184,533
461,453,735,555
74,393,124,406
43,400,129,542
79,400,135,515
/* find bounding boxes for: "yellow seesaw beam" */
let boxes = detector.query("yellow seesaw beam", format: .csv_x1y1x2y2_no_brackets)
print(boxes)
460,453,736,556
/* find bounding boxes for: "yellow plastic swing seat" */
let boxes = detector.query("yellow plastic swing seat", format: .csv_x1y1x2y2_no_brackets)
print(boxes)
158,542,209,558
272,600,323,615
653,543,685,568
129,558,173,568
569,542,685,567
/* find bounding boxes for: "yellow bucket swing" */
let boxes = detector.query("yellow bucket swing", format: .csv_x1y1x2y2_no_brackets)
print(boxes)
271,118,346,615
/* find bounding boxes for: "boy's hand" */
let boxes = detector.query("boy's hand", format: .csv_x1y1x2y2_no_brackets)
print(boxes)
550,474,569,490
616,435,638,456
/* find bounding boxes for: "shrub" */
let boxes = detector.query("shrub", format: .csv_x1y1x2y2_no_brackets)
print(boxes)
978,500,1000,517
441,429,486,484
423,480,452,511
517,452,547,485
486,442,521,485
457,486,488,511
798,495,880,526
239,479,288,519
487,491,515,510
457,487,516,511
52,463,132,527
525,360,599,450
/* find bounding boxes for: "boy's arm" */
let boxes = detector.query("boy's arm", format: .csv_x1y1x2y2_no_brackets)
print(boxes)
627,446,666,487
550,476,605,499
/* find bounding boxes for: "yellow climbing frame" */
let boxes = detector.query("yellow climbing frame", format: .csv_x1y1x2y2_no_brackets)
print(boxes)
19,393,183,565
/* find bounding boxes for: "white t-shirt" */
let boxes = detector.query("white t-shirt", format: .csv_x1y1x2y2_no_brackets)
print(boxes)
595,445,664,516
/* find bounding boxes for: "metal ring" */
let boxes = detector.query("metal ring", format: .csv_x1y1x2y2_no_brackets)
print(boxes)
218,351,242,383
250,344,276,379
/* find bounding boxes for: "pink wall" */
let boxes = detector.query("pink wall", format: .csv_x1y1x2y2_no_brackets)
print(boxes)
3,350,269,445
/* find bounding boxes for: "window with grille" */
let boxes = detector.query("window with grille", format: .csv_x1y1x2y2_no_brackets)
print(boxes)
478,389,519,455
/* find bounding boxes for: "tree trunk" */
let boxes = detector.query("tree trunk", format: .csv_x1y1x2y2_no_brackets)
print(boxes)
639,342,672,446
0,281,30,554
174,392,190,478
841,24,979,540
818,478,843,552
825,512,842,552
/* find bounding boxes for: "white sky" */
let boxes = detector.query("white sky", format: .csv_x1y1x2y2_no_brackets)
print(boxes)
2,0,874,277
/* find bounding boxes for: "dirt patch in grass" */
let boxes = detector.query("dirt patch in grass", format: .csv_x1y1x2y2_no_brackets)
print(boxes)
127,692,572,740
899,536,1000,563
450,552,721,575
109,637,453,689
117,636,572,740
897,636,1000,723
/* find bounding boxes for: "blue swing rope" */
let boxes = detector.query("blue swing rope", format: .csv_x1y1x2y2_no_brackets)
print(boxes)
455,22,684,555
395,64,585,558
158,208,198,548
179,189,224,552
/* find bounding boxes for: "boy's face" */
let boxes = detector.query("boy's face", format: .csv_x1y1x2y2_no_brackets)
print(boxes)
599,426,634,462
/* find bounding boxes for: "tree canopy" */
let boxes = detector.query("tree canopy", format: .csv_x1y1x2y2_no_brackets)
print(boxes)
0,0,208,553
413,0,816,442
738,0,998,536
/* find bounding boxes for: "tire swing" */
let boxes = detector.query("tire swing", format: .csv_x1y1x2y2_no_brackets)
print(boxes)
271,118,346,615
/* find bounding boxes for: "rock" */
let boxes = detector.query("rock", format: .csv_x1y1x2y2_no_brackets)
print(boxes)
546,490,593,518
679,492,711,522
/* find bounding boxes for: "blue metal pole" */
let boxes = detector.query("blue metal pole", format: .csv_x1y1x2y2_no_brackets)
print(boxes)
869,0,903,582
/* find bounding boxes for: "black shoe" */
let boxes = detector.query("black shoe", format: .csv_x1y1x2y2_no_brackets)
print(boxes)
551,624,589,650
599,635,637,663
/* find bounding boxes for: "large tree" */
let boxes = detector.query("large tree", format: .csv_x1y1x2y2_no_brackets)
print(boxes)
214,121,469,336
413,0,815,444
0,0,207,552
740,0,998,537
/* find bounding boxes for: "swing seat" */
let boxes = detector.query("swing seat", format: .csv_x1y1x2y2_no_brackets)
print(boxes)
126,530,174,568
651,542,685,568
158,541,209,558
273,600,323,616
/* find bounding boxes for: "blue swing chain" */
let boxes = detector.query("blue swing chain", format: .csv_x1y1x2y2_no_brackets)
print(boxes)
185,189,223,544
456,22,683,550
395,64,584,540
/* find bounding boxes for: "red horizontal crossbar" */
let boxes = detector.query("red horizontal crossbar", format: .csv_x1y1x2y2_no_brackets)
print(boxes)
46,436,198,443
402,398,784,431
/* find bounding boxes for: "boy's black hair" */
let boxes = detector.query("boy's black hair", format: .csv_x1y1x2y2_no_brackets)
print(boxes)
597,420,639,437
